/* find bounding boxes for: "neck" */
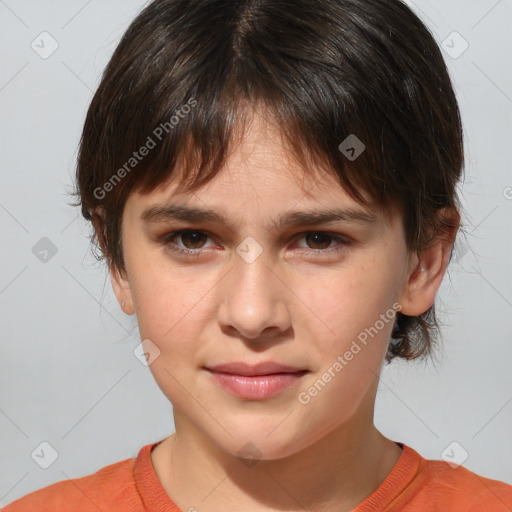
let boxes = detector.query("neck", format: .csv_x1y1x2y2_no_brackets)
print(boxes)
151,410,403,512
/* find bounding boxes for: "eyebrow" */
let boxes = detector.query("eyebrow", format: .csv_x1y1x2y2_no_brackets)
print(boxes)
140,203,378,231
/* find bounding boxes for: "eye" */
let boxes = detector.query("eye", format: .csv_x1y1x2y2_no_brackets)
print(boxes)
160,229,350,258
295,232,344,252
161,229,214,257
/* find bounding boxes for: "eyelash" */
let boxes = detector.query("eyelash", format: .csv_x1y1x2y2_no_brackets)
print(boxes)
160,229,351,258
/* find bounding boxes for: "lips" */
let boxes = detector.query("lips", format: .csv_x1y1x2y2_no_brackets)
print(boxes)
205,361,309,400
206,361,307,376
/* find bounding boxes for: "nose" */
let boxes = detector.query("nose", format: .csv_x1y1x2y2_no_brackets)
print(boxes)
216,250,292,344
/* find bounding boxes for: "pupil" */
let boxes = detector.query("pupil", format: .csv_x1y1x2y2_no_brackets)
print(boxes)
308,233,329,249
185,231,203,247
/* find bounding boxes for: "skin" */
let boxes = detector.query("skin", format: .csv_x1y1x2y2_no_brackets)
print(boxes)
109,109,459,511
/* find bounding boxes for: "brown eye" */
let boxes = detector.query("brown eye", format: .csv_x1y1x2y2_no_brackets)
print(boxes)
176,230,208,249
161,229,213,256
294,231,350,257
161,228,349,259
304,232,334,250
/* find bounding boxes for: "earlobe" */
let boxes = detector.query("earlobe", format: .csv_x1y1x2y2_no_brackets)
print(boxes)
398,208,459,317
110,265,135,315
398,260,439,318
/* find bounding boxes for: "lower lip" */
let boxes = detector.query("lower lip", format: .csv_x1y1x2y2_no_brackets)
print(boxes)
208,370,308,400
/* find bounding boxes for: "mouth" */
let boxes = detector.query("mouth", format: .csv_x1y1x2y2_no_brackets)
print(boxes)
204,362,309,400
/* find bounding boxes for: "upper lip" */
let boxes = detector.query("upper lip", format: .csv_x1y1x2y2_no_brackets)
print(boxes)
205,362,307,376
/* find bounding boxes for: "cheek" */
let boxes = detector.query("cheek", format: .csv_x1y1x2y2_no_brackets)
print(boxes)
127,258,204,350
137,298,202,348
293,267,398,424
129,269,209,401
300,262,399,354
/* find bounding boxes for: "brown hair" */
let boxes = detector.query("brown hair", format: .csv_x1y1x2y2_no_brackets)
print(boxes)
70,0,464,362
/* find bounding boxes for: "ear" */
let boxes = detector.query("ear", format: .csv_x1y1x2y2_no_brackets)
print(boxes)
91,206,108,255
91,207,135,316
110,264,135,315
398,207,460,316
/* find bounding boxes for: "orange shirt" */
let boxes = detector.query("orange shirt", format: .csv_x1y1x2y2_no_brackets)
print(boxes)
3,440,512,511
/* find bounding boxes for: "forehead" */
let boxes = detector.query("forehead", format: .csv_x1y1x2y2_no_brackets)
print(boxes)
134,109,353,198
124,108,393,232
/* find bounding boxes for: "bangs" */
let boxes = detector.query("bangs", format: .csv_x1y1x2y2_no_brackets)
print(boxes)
76,0,463,272
130,95,378,211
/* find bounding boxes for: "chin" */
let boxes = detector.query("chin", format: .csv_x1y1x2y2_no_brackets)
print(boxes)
209,423,312,463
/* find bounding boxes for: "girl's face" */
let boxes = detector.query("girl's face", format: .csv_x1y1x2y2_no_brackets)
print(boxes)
112,112,425,460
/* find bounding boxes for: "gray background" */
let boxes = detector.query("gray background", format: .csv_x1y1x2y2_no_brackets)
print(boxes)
1,0,511,506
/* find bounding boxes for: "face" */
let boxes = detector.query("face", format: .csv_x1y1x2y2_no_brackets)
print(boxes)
111,111,432,461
